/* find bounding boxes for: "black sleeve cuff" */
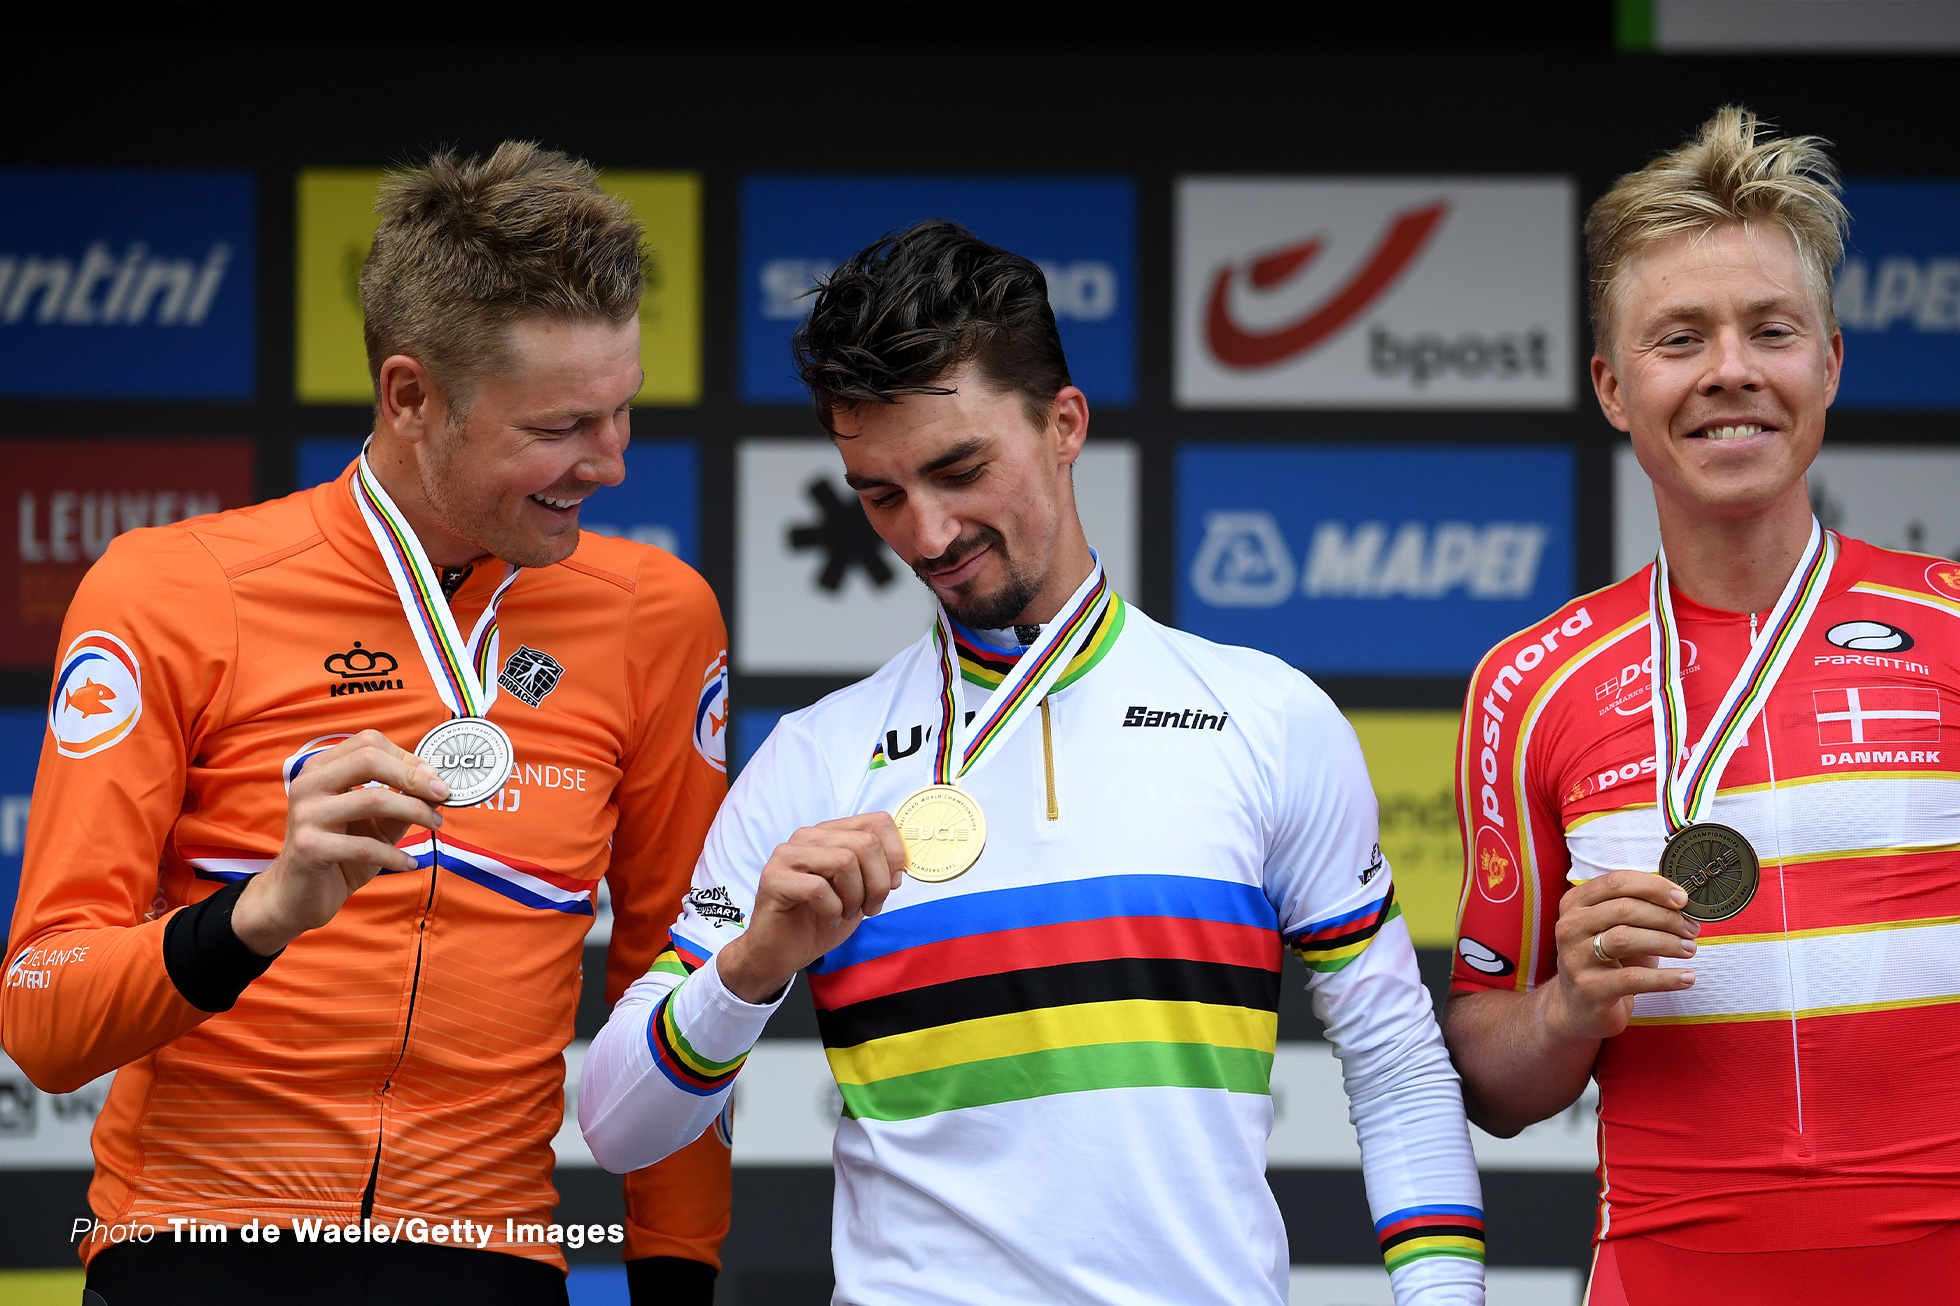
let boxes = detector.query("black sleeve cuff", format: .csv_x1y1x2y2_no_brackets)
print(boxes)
162,879,281,1013
626,1255,718,1306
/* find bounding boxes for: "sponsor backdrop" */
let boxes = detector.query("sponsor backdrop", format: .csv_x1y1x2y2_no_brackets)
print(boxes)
3,24,1957,1306
739,176,1137,405
0,171,255,398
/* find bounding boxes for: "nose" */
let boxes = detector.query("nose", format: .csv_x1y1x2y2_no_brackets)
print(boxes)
1699,326,1763,397
578,412,630,488
909,491,962,563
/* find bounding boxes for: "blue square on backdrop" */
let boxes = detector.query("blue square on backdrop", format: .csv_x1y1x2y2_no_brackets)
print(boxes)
1176,445,1574,676
1834,181,1960,410
0,171,256,397
295,439,700,568
0,708,45,924
739,177,1136,405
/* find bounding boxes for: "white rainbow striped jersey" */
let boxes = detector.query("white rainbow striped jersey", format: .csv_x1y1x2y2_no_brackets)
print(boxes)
1454,534,1960,1253
584,596,1485,1305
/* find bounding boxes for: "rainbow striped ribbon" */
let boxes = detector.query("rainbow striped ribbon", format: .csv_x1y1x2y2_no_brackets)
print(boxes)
354,450,521,720
928,557,1113,786
1649,518,1836,837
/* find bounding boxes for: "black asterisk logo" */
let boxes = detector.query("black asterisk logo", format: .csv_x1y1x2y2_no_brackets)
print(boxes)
788,478,895,592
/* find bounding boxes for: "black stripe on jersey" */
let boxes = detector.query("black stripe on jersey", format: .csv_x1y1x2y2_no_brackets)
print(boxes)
813,955,1282,1050
1379,1222,1487,1252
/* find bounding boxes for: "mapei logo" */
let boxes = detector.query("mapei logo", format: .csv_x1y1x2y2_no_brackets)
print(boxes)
0,171,255,398
694,651,728,773
50,630,142,758
1176,178,1574,409
1191,512,1547,606
1831,182,1960,411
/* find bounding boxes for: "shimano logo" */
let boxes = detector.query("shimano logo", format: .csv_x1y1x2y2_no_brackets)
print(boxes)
0,243,232,327
1190,511,1547,607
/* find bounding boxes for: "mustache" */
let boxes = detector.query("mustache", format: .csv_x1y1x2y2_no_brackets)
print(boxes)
913,526,1005,581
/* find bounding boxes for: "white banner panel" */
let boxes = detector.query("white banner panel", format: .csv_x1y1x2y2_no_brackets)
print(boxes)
1176,178,1575,409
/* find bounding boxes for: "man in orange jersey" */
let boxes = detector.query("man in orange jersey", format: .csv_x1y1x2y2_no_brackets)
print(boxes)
4,144,730,1305
1447,108,1960,1304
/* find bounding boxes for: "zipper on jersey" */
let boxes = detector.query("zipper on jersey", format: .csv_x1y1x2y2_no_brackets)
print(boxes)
1039,696,1059,821
359,864,440,1223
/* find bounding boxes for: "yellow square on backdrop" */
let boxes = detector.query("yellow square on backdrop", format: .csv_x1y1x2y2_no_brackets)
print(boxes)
1345,710,1465,948
295,168,701,406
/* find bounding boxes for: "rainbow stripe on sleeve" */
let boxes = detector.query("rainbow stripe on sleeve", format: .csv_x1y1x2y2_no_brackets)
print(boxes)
1375,1203,1486,1271
646,988,748,1097
1285,886,1399,973
806,872,1283,1123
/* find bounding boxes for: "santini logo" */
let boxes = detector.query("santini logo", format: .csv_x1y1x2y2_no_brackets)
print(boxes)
1825,620,1913,653
1122,706,1229,731
1191,512,1546,607
0,243,232,326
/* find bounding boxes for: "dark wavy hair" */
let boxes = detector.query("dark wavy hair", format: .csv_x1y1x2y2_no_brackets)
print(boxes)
792,220,1072,434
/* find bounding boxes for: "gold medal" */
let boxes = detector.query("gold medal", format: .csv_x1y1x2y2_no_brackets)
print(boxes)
893,784,986,883
1658,822,1759,923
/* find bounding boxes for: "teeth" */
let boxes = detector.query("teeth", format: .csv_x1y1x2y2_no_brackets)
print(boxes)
532,494,578,509
1702,424,1764,440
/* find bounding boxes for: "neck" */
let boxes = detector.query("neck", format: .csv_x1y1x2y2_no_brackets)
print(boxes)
367,430,488,570
1009,519,1097,626
1655,481,1815,615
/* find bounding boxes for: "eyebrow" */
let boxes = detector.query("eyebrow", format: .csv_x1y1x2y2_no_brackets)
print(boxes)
1648,296,1805,326
525,371,646,424
843,437,990,491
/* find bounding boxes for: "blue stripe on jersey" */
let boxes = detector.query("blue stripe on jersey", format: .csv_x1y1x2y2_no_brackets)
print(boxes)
808,873,1280,974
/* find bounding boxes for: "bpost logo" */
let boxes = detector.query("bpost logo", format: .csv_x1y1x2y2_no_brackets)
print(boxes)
740,177,1135,404
297,169,701,404
1177,446,1573,675
0,171,254,397
1175,177,1574,409
1833,181,1960,410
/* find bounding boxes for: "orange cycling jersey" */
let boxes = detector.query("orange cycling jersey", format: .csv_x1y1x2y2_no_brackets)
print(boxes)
2,461,732,1271
1454,534,1960,1253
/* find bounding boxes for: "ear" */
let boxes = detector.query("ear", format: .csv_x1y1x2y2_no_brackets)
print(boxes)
1822,328,1843,408
1591,352,1632,433
376,355,448,445
1050,386,1089,467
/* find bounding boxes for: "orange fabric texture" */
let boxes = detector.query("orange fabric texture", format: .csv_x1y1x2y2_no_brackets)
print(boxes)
3,463,732,1270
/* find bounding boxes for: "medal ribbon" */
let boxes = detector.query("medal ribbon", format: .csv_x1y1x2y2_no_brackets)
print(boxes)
1649,517,1836,837
928,557,1112,786
354,450,520,720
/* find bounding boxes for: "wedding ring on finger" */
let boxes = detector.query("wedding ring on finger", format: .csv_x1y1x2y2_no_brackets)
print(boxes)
1592,932,1612,964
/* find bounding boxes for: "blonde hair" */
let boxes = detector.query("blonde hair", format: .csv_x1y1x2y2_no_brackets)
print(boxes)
1585,106,1848,353
360,141,643,416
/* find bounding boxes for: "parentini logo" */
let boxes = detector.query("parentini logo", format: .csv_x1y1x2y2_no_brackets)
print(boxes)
1204,202,1447,369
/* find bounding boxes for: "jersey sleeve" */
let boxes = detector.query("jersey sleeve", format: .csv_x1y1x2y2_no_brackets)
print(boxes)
580,709,836,1175
1450,639,1570,997
604,559,738,1270
3,528,239,1093
1266,675,1485,1306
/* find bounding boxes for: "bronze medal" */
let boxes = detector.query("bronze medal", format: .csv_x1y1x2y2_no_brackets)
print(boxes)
1658,822,1759,923
893,784,986,883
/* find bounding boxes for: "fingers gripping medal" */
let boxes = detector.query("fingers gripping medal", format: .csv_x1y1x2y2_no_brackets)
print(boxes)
354,449,521,808
895,562,1113,883
1649,519,1835,922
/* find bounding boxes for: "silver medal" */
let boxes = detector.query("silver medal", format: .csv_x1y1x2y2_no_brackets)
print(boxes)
415,716,515,807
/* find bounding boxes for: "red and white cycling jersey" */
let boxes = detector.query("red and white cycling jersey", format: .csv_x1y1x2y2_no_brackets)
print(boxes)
1454,534,1960,1253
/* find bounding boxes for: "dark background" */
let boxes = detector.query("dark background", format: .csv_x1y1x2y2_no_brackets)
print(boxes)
3,3,1956,1300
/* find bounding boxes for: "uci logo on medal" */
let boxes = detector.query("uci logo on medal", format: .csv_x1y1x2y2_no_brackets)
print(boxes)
50,630,143,758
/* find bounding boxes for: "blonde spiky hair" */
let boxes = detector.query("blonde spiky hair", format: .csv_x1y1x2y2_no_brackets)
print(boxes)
1586,106,1849,353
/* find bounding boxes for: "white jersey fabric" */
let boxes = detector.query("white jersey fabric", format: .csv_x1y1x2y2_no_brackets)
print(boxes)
582,595,1485,1305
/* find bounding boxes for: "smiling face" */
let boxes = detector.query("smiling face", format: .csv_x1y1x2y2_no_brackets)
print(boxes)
832,364,1092,630
1593,220,1842,527
380,314,640,568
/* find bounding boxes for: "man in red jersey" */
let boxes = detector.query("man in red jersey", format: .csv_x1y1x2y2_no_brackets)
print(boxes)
1447,106,1960,1303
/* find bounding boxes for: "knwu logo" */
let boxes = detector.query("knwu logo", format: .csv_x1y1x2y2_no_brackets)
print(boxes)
1190,512,1546,607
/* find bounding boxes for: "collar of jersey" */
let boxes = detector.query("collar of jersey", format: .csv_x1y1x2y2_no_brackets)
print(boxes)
951,593,1126,694
313,457,514,609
